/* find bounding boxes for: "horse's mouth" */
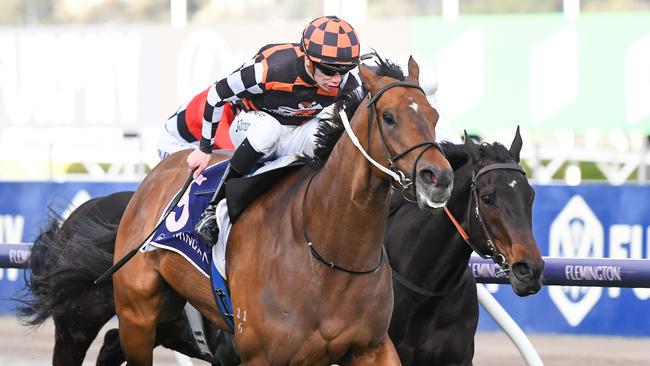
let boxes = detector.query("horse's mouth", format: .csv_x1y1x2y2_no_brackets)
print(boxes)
511,279,543,296
416,185,452,209
509,259,545,296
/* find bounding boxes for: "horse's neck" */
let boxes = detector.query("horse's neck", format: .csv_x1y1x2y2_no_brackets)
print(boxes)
304,125,390,270
398,162,475,285
444,162,476,259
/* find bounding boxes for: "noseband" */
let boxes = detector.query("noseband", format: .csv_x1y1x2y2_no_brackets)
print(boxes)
304,80,442,274
445,162,526,277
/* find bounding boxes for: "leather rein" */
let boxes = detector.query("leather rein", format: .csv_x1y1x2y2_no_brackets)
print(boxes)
392,161,526,297
445,162,526,275
302,80,441,274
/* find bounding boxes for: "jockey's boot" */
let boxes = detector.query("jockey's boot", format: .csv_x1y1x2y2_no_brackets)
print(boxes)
195,138,263,245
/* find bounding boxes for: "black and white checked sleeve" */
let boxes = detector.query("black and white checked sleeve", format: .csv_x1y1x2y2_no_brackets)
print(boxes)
199,58,265,153
341,68,363,96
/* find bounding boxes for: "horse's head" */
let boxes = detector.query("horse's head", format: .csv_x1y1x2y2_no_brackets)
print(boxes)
357,56,453,209
464,127,544,296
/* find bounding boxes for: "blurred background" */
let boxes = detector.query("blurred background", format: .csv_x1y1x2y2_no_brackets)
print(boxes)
1,0,650,184
1,1,650,364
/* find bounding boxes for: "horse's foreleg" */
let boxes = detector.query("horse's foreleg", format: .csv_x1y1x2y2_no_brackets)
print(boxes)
344,335,402,366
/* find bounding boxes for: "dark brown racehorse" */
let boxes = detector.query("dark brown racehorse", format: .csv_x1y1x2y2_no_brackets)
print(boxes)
113,56,452,365
385,129,544,365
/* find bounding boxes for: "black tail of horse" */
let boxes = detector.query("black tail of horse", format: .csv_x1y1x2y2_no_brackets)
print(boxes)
17,192,133,327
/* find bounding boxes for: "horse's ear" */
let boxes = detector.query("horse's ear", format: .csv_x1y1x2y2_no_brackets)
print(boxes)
509,125,523,163
463,130,480,162
406,55,420,83
359,64,379,91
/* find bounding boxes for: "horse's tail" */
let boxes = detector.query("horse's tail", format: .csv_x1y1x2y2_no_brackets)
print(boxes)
17,192,133,327
16,212,63,325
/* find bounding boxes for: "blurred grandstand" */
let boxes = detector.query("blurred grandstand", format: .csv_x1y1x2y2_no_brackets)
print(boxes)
1,0,650,184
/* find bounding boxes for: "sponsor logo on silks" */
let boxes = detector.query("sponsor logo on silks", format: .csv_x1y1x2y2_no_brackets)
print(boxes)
549,195,604,326
275,101,323,117
234,119,251,133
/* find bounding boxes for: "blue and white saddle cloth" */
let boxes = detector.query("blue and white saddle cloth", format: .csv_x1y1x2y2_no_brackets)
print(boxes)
145,161,226,277
144,161,235,329
144,155,301,331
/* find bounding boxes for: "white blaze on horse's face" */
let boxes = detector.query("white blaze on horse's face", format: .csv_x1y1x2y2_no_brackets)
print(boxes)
509,179,517,188
409,98,419,113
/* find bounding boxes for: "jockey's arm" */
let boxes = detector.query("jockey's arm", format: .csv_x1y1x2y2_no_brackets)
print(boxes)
188,58,265,178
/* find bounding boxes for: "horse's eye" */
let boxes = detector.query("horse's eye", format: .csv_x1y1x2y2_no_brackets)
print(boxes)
382,112,395,125
481,195,494,205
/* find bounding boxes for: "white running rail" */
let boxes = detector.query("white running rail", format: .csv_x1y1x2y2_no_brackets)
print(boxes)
477,284,544,365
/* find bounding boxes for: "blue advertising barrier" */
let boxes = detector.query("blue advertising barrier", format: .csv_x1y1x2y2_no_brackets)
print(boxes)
0,243,31,268
0,181,137,315
477,184,650,336
470,257,650,288
1,182,650,336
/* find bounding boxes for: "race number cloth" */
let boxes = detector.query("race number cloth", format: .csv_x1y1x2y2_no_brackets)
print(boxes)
144,155,302,331
145,155,302,278
145,160,235,330
145,161,229,277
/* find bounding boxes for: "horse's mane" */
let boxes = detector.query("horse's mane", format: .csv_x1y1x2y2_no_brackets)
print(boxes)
305,52,406,167
439,142,468,170
479,141,514,162
439,140,515,172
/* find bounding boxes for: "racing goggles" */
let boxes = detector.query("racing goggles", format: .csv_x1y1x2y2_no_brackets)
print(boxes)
313,62,356,77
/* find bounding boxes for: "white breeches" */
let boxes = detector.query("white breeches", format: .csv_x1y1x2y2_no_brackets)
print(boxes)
157,110,321,161
229,111,320,160
157,117,198,160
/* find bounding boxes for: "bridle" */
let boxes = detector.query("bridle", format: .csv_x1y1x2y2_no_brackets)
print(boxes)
304,80,442,274
445,162,527,277
340,80,444,200
391,160,528,298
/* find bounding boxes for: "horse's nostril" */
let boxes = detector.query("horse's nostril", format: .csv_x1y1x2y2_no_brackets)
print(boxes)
512,262,533,279
419,169,437,185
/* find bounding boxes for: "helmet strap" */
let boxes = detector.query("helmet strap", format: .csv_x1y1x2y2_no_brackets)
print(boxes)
304,57,316,80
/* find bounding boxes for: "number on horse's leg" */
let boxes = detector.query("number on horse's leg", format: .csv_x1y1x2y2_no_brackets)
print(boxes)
344,335,402,366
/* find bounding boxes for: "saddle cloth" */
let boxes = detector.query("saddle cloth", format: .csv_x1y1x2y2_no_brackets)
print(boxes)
144,155,303,331
145,155,302,278
144,161,228,277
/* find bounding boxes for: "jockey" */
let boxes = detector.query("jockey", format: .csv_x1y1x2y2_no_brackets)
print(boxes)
185,15,363,245
158,100,239,160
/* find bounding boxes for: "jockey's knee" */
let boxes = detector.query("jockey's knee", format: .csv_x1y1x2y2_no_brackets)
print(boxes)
245,118,283,157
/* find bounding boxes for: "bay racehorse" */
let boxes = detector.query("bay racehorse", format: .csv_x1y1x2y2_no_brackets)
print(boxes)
112,55,452,365
17,131,541,366
385,128,544,365
18,131,541,366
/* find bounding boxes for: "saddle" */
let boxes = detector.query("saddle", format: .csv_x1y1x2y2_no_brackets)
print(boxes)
224,159,305,221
